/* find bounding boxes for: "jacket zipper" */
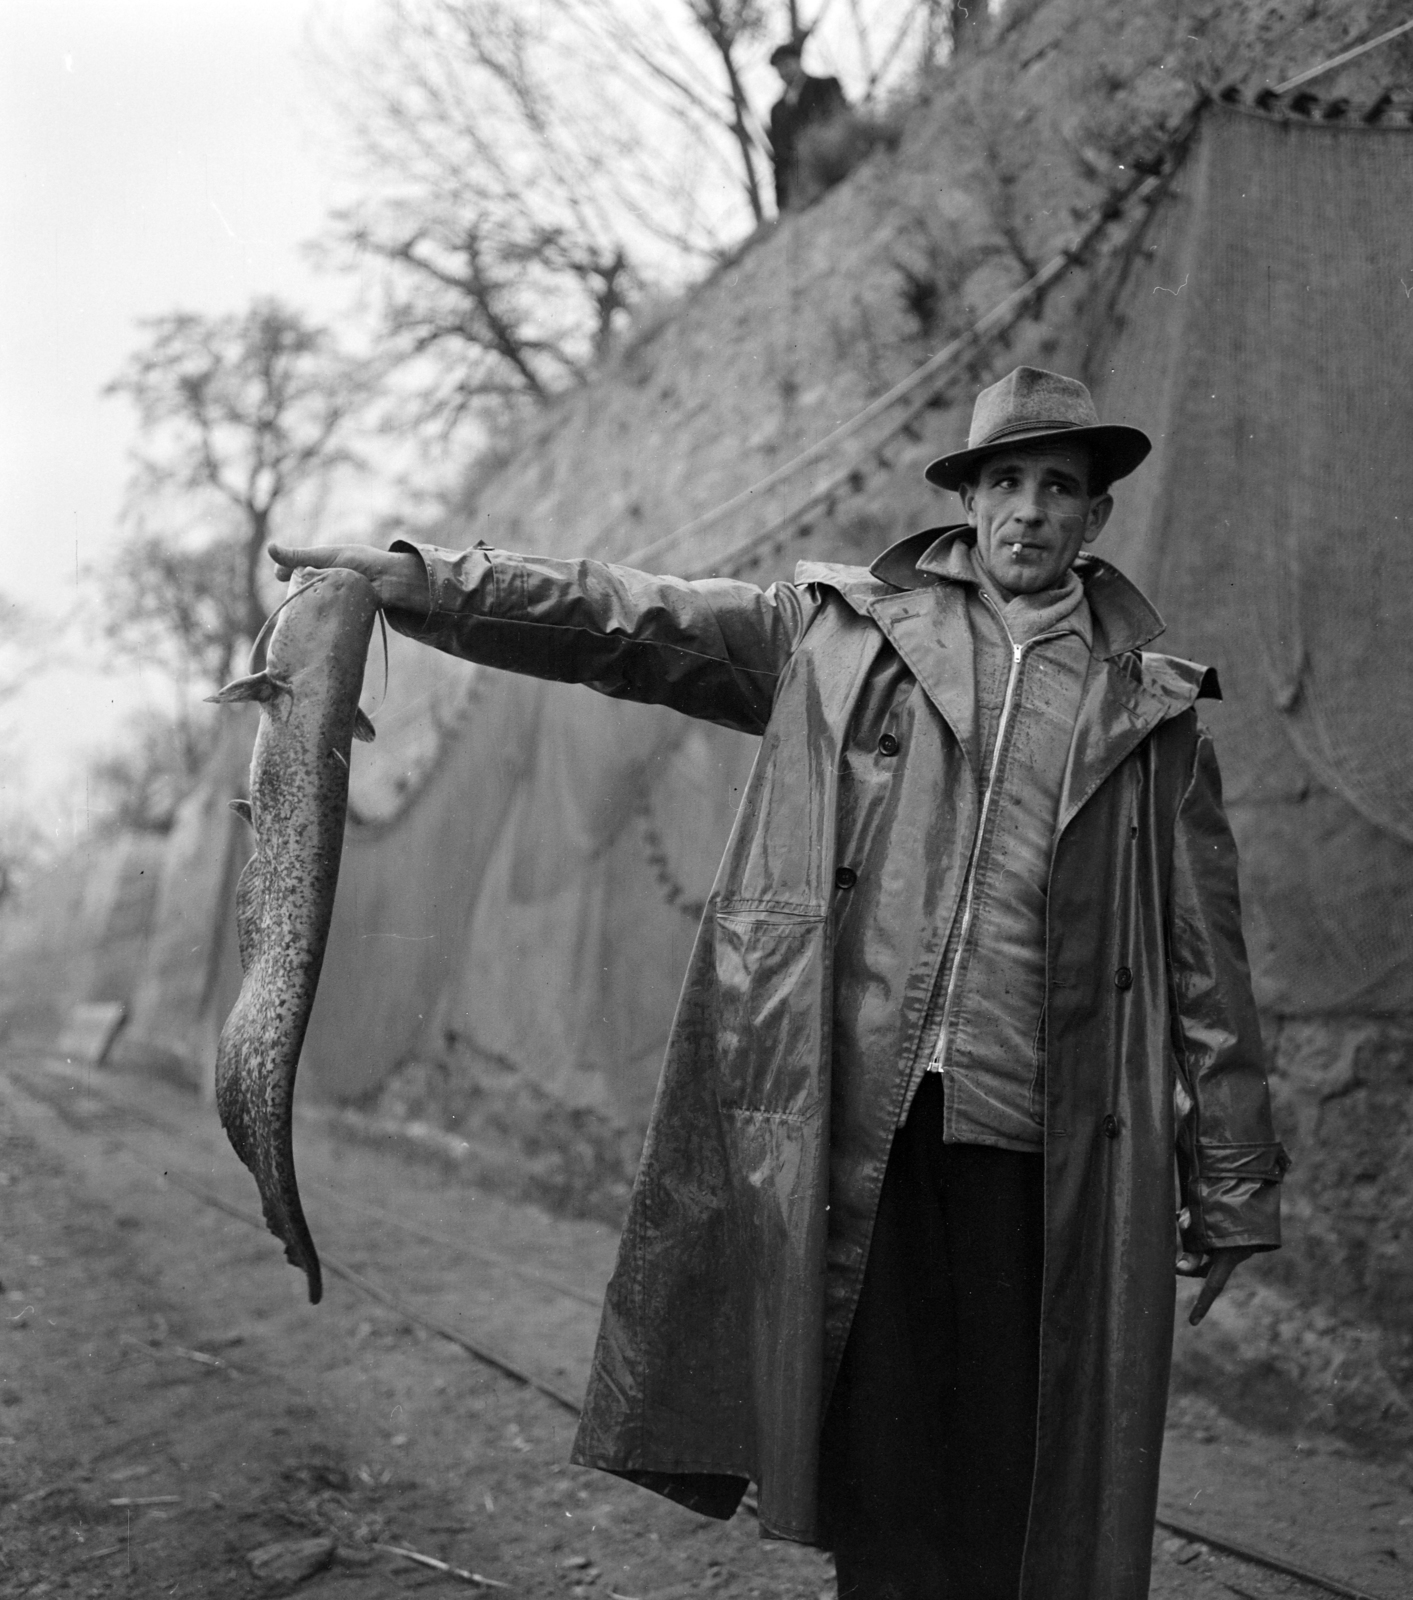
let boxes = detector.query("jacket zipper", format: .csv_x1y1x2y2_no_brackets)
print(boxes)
927,600,1065,1074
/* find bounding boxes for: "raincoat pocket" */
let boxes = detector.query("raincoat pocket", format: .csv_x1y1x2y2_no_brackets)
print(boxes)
712,902,828,1118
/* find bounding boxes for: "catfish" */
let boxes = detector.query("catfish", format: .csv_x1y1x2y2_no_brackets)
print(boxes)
208,567,380,1302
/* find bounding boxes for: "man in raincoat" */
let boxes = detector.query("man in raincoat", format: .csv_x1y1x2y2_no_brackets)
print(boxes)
271,366,1288,1600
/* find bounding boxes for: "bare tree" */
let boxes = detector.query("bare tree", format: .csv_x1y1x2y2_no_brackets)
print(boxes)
317,1,940,440
855,0,942,91
87,707,215,835
319,0,771,436
104,298,370,650
0,801,45,900
558,0,779,224
948,0,988,56
685,0,771,224
102,533,249,711
93,534,244,831
0,591,33,709
96,299,371,827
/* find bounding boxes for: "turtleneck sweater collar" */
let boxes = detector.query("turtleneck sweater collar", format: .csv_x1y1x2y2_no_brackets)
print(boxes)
962,545,1091,647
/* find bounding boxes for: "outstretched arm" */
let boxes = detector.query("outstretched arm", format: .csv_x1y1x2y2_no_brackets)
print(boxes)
267,540,817,736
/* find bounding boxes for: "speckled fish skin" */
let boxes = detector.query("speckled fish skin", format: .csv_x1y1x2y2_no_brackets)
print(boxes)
212,568,379,1304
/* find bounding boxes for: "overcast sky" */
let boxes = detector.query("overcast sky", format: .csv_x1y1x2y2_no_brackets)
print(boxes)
0,0,375,850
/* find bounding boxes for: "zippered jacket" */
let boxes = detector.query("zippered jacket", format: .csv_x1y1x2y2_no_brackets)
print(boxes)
391,527,1289,1599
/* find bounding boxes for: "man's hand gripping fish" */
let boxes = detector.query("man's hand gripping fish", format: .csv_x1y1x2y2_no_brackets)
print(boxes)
208,567,381,1303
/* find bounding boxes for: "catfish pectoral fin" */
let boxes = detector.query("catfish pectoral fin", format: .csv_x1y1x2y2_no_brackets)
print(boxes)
353,708,376,743
207,670,291,706
229,798,254,827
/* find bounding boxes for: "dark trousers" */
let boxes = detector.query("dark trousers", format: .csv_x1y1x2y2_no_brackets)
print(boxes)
818,1075,1045,1600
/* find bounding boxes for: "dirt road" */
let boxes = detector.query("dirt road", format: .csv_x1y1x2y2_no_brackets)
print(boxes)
2,1049,1409,1598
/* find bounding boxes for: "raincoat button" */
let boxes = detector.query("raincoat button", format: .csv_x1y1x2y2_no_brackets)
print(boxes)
1114,966,1133,990
878,733,900,756
1103,1114,1119,1139
835,866,858,890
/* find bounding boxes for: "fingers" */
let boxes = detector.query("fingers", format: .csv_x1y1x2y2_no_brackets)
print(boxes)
267,544,331,582
1186,1247,1251,1327
267,543,300,583
1187,1257,1229,1325
264,542,428,613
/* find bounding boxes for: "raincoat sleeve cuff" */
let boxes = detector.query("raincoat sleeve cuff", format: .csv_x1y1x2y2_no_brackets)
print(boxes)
1185,1140,1291,1252
388,538,492,624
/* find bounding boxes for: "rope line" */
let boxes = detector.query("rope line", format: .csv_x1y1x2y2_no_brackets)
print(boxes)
1274,18,1413,94
636,787,707,923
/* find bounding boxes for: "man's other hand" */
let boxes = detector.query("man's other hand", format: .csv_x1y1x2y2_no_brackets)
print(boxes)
1177,1245,1255,1326
268,543,430,614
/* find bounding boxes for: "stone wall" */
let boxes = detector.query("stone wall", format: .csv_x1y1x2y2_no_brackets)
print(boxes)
1268,1018,1413,1329
1169,1016,1413,1455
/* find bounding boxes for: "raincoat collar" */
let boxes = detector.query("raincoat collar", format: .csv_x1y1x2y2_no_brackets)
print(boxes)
869,525,1166,661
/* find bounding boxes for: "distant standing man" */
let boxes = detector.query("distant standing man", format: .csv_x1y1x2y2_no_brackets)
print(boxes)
271,367,1289,1600
768,36,847,211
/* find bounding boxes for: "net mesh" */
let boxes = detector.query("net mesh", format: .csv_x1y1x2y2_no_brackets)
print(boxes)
300,675,754,1121
1090,102,1413,1013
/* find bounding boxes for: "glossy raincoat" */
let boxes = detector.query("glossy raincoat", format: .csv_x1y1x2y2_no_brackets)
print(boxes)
393,527,1288,1600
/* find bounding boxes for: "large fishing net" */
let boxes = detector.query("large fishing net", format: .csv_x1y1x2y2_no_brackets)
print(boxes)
1089,101,1413,1012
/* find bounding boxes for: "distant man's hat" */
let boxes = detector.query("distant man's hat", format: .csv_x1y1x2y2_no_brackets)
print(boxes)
924,366,1151,491
770,38,806,67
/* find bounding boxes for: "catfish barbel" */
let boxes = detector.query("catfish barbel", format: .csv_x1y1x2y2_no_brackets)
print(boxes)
208,567,380,1303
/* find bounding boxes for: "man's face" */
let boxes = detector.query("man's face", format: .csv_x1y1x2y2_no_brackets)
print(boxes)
774,53,804,87
960,445,1113,598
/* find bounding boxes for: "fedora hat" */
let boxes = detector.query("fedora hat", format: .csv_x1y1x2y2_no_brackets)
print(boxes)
924,366,1151,491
